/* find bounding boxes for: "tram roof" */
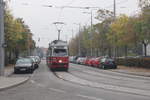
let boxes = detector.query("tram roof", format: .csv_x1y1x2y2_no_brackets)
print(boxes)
49,40,68,47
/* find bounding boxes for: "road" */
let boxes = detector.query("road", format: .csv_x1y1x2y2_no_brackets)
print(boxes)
0,60,150,100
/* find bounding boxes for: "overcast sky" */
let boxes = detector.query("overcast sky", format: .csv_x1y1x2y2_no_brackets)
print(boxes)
8,0,140,48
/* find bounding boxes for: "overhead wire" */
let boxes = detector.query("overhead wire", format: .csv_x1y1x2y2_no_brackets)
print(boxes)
57,0,76,21
105,0,129,8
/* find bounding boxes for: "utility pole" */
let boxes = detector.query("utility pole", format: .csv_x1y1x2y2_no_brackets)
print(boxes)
90,10,93,57
58,30,61,40
74,23,81,56
0,0,5,76
83,9,94,56
78,24,81,56
114,0,116,18
113,0,117,58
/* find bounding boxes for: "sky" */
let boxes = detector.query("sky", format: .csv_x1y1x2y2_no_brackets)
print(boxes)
8,0,140,48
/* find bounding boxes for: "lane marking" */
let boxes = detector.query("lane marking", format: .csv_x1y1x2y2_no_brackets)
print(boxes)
49,88,66,93
30,80,35,84
30,80,45,87
77,94,104,100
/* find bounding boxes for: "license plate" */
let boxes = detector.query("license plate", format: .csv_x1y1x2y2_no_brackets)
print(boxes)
20,68,26,71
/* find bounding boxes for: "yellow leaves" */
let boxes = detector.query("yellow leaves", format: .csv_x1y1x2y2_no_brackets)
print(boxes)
110,15,129,46
4,9,35,51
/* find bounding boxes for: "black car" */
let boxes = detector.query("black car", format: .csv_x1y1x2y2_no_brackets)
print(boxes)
99,58,117,69
14,58,34,73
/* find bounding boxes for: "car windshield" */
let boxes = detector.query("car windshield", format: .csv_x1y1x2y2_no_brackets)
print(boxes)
16,59,32,64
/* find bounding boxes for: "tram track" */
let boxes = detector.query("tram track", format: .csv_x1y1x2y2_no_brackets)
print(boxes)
53,71,150,97
70,63,150,81
51,63,150,97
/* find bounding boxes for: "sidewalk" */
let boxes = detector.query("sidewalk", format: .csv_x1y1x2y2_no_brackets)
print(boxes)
112,66,150,77
4,65,14,76
0,66,29,91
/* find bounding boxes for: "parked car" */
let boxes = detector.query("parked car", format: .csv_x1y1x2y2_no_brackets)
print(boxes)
84,57,90,65
27,56,39,69
76,57,86,64
92,57,102,68
99,57,117,69
14,58,34,73
34,56,41,64
87,58,95,66
69,56,78,64
69,56,75,63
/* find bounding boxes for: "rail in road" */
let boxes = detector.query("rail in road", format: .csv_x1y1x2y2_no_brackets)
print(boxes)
54,63,150,97
1,61,150,100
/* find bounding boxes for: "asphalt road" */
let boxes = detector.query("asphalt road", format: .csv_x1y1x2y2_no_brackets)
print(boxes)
0,60,150,100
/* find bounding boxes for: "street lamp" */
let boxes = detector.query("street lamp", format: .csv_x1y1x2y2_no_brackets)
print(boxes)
42,5,53,7
83,9,98,56
53,22,65,40
73,23,81,56
0,0,5,76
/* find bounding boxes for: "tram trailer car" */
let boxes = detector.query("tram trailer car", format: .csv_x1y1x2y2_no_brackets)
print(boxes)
47,40,69,71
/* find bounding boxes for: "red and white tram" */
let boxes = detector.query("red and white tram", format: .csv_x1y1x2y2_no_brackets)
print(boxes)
46,40,69,71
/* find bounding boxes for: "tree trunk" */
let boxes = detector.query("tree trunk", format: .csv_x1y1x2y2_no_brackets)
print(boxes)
8,51,11,64
143,43,147,56
124,45,128,57
108,47,112,57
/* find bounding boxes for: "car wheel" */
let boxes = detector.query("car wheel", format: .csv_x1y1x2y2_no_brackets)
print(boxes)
14,69,19,74
114,65,117,69
28,69,33,74
102,65,106,69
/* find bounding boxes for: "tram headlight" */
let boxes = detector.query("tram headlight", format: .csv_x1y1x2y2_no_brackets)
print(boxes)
58,60,62,63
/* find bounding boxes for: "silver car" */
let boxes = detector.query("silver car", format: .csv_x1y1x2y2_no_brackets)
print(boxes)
14,58,34,73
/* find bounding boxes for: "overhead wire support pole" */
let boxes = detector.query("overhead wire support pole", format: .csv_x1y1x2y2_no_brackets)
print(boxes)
113,0,117,58
74,23,81,56
114,0,116,18
53,22,65,41
0,0,5,76
58,29,61,40
90,10,93,57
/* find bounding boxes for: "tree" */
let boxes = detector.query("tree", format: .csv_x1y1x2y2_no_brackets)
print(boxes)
139,0,150,8
4,9,35,64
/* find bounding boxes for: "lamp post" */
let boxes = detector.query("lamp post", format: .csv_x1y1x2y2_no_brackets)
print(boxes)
74,23,81,56
0,0,5,76
83,9,96,56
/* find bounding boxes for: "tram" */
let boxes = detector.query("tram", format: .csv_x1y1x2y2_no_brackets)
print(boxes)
46,40,69,71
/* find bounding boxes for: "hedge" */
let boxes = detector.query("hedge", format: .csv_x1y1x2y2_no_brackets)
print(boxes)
116,57,150,68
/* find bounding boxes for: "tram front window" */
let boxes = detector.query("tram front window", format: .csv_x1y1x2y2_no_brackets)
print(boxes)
53,49,67,56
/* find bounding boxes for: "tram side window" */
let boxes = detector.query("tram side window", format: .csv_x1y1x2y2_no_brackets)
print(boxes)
53,49,67,56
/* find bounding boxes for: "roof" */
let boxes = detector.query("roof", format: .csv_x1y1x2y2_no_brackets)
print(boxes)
49,40,68,47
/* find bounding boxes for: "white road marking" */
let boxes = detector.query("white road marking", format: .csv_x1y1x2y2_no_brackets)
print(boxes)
36,83,45,87
49,88,66,93
30,80,35,84
55,72,150,97
30,80,45,87
77,94,104,100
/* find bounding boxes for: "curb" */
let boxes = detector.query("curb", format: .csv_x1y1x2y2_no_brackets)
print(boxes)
111,70,150,77
0,77,30,91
